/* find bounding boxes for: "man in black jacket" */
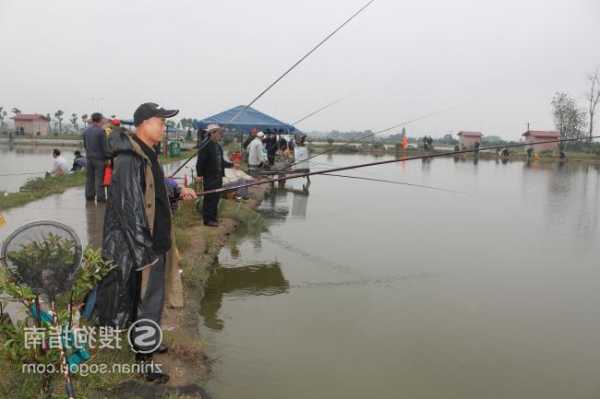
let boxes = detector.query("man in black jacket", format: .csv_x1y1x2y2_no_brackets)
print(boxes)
99,102,196,383
196,124,233,227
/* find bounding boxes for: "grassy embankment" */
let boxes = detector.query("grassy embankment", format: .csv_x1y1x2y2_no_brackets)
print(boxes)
0,151,196,211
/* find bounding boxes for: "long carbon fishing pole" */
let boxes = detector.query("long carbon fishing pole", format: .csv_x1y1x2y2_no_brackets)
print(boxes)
169,0,377,178
287,104,459,169
196,136,599,196
291,96,350,126
230,0,376,124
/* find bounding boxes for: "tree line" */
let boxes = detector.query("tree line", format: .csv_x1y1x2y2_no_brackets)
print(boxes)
0,108,196,135
552,67,600,142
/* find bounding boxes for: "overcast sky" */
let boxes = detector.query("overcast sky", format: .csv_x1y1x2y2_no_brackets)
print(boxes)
1,0,599,139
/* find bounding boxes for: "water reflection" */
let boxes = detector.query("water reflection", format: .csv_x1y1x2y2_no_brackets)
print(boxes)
260,183,311,221
421,157,432,173
200,263,289,330
520,161,600,247
85,201,106,249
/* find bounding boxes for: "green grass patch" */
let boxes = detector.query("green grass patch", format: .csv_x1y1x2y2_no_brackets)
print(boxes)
0,172,87,211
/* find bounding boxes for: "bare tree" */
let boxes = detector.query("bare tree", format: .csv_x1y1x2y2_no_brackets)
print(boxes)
586,67,600,141
551,92,587,140
81,113,88,129
0,107,6,130
11,107,21,115
45,113,52,133
70,113,79,131
54,110,64,134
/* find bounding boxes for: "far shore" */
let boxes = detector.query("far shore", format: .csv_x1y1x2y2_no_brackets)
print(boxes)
0,136,83,146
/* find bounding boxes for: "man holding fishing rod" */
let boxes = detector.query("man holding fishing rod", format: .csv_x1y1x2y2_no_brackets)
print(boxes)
196,123,233,227
97,102,197,383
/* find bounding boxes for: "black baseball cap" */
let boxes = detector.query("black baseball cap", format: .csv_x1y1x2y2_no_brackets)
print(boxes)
133,102,179,127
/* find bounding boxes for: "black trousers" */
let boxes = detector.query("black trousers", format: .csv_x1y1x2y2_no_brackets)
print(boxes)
203,177,222,224
130,254,166,353
86,158,106,201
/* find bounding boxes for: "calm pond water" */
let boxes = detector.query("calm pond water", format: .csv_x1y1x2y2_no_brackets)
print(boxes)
2,149,600,398
201,154,600,399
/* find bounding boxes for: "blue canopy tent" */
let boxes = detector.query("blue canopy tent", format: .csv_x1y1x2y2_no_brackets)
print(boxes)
193,105,296,134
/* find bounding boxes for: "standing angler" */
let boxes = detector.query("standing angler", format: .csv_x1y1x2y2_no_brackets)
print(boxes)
83,112,109,202
196,124,233,227
97,102,196,383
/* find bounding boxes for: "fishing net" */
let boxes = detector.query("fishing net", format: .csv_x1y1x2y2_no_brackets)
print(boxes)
1,221,83,302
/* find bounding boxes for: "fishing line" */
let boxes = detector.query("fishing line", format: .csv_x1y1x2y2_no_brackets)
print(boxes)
170,0,377,178
230,0,377,124
291,95,352,126
321,173,463,194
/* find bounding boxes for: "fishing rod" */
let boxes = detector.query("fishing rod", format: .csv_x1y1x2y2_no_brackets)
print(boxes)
287,104,459,169
321,173,462,194
291,96,351,126
169,0,377,178
196,136,599,197
230,0,376,124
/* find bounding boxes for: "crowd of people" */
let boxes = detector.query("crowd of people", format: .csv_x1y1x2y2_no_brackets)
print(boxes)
242,127,307,172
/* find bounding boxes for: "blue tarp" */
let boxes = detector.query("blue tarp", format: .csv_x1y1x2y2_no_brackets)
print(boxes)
193,105,296,133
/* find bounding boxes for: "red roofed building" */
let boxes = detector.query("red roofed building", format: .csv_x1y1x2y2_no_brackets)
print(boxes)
522,130,560,153
12,114,50,136
457,131,483,150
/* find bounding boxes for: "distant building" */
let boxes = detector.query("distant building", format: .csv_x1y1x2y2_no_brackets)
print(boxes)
457,131,483,149
522,130,560,153
11,114,50,136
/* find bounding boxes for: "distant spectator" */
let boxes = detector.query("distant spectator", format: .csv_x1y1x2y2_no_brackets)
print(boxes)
265,133,278,165
248,131,267,172
293,135,309,171
51,148,68,176
278,134,287,151
243,128,258,150
71,150,87,171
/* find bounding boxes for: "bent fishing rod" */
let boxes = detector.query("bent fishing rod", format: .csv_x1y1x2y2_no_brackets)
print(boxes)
169,0,377,178
195,136,599,197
